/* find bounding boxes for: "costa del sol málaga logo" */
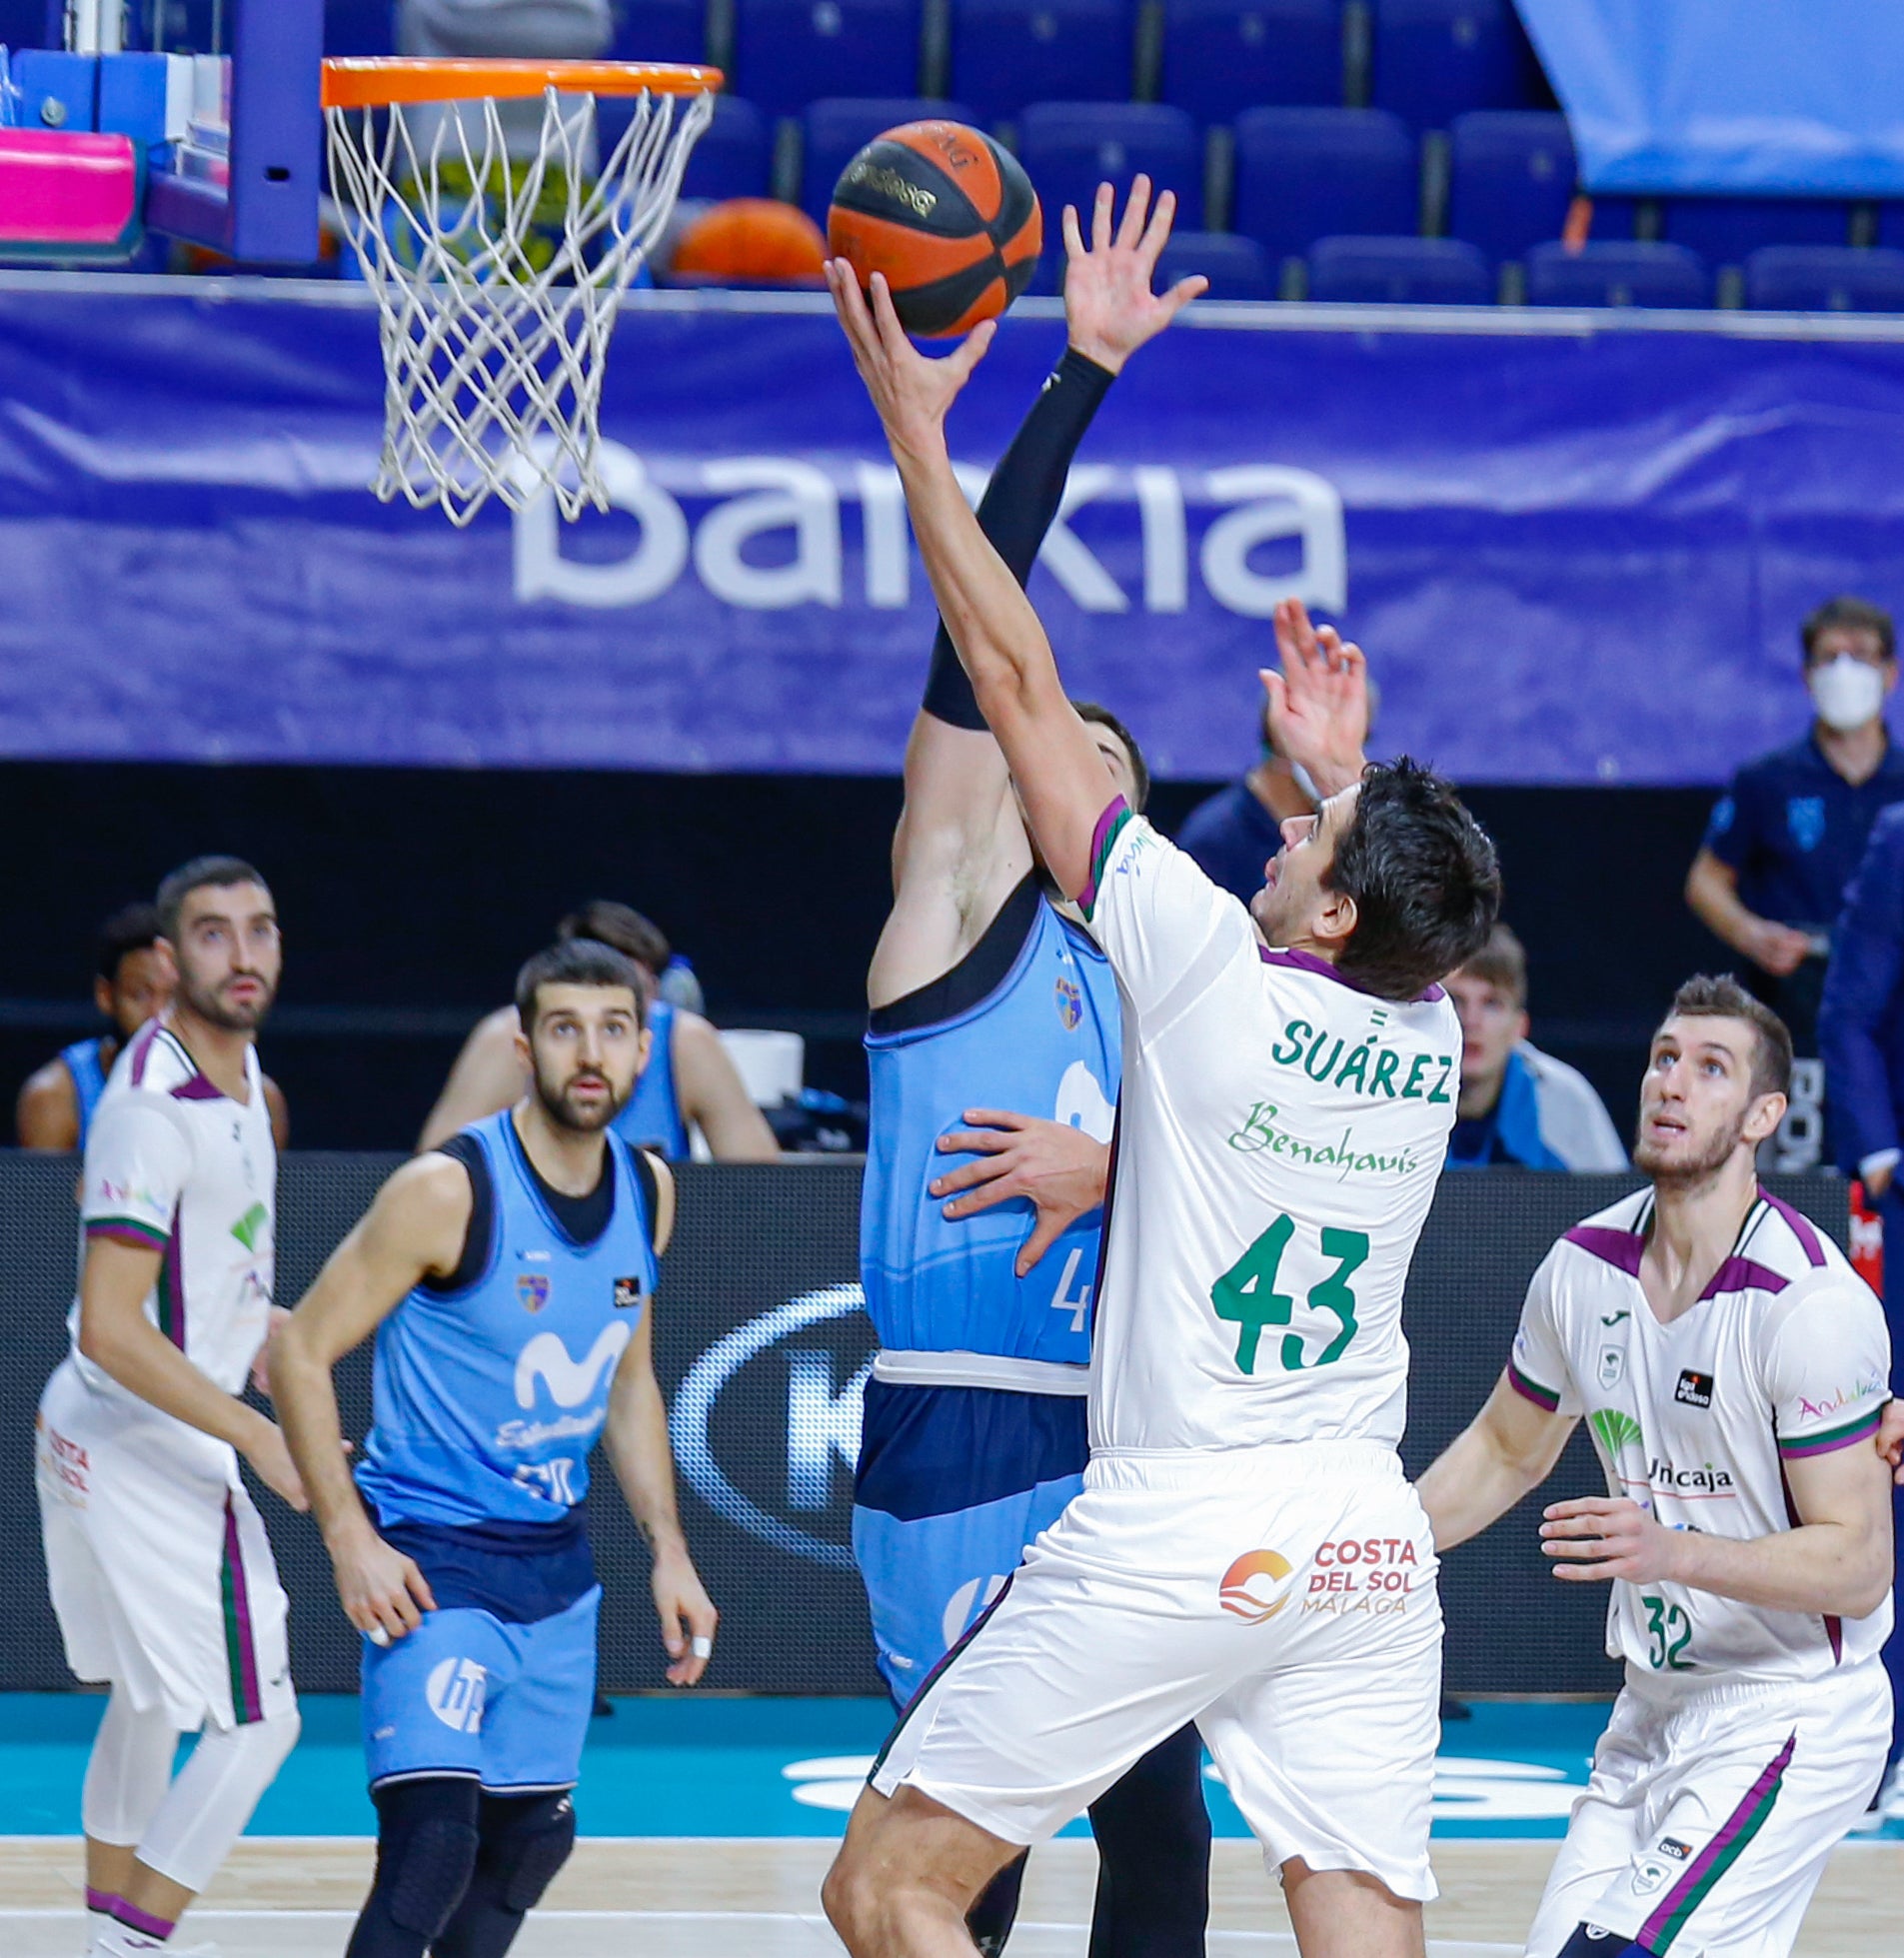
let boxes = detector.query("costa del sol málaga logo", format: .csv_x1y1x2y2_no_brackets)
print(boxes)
1218,1549,1294,1623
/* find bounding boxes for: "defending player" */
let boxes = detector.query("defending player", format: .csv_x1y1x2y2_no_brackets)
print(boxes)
821,192,1500,1958
1418,977,1895,1958
35,858,304,1958
269,938,718,1958
853,180,1213,1955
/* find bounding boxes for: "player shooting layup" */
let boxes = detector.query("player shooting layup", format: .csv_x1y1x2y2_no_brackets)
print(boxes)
854,181,1211,1955
270,938,717,1958
35,857,303,1958
821,199,1501,1958
1420,977,1896,1958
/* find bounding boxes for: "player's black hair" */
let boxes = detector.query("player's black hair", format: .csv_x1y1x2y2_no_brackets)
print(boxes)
1325,759,1501,1002
95,902,162,986
515,939,648,1032
155,856,272,942
1801,595,1894,666
1657,974,1793,1101
1072,700,1150,813
556,901,670,976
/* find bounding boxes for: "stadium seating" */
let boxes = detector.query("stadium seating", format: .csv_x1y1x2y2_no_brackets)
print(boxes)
1306,234,1491,304
641,92,773,201
1018,102,1203,234
608,0,711,63
1156,230,1274,299
1523,240,1710,310
1231,107,1416,265
1445,111,1574,264
949,0,1135,124
1743,246,1904,315
1156,0,1344,126
730,0,923,120
1660,196,1848,265
324,0,396,53
1369,0,1521,131
799,98,975,222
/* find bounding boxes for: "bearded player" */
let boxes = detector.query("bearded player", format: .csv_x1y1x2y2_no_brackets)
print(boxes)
822,194,1500,1958
1419,978,1895,1958
36,857,304,1958
270,938,717,1958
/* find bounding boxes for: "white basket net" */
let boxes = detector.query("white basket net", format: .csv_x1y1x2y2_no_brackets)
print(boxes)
327,83,713,527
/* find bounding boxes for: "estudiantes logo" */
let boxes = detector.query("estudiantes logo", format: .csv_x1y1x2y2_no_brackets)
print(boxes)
670,1284,873,1570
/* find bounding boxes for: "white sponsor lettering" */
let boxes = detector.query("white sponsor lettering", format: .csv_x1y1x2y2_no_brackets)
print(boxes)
1055,1059,1115,1142
786,1346,872,1511
425,1656,487,1734
1048,1244,1092,1333
941,1572,1009,1651
514,1322,632,1410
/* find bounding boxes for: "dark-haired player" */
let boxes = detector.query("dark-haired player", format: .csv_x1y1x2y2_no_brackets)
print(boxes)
1420,979,1895,1958
270,939,717,1958
852,181,1211,1956
823,188,1501,1958
418,901,775,1161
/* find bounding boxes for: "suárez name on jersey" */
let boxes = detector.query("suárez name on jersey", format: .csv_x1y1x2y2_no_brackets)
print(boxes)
1265,1018,1456,1103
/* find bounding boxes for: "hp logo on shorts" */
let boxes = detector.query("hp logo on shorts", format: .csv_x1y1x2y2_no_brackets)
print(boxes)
426,1657,488,1734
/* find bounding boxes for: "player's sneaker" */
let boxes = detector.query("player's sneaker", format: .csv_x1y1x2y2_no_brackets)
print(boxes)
87,1928,221,1958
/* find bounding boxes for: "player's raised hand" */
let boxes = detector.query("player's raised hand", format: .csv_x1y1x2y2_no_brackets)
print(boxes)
1262,598,1370,800
1062,177,1207,374
932,1109,1110,1276
328,1516,436,1644
652,1544,719,1687
826,258,995,461
1539,1494,1681,1585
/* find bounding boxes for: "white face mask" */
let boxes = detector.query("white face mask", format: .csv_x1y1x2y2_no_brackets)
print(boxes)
1809,655,1887,732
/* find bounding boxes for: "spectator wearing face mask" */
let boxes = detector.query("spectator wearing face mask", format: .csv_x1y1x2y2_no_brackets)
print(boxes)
1687,597,1904,1059
1444,925,1627,1171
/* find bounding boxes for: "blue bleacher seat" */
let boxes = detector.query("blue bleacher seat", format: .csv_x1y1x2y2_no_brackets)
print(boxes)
324,0,395,55
1524,240,1709,309
1158,0,1342,126
1370,0,1519,132
950,0,1133,124
609,0,709,63
1446,110,1574,264
800,98,976,222
1661,196,1847,266
731,0,922,121
1018,102,1202,234
1743,246,1904,315
616,92,770,201
1306,234,1489,303
1155,230,1273,299
1231,107,1415,264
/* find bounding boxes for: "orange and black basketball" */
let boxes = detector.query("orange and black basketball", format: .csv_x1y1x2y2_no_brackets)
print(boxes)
828,121,1042,338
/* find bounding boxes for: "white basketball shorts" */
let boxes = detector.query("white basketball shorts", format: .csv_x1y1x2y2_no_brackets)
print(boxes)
871,1439,1444,1902
1524,1660,1891,1958
36,1358,295,1733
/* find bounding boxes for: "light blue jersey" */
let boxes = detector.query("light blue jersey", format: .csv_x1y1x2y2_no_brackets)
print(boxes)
862,878,1122,1365
356,1110,658,1529
59,1036,109,1148
612,998,690,1160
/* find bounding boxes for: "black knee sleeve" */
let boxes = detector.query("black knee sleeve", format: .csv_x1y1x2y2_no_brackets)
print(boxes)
432,1790,577,1958
1555,1927,1651,1958
347,1777,481,1958
1085,1724,1211,1958
965,1849,1027,1956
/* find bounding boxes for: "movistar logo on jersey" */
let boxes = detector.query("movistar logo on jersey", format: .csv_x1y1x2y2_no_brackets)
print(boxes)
513,1323,632,1410
230,1201,268,1251
1266,1020,1454,1103
1226,1101,1424,1178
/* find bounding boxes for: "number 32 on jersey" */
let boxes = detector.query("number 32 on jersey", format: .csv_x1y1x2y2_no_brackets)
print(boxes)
1209,1213,1367,1375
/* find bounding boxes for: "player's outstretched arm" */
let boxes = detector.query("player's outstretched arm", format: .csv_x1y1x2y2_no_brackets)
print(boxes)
417,1006,524,1151
15,1057,79,1149
1416,1371,1578,1552
1263,599,1371,798
672,1010,781,1159
604,1288,718,1688
1541,1440,1893,1618
271,1153,472,1640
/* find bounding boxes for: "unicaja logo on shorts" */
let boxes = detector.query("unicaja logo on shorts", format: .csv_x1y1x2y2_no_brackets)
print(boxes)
425,1657,487,1733
1218,1549,1293,1623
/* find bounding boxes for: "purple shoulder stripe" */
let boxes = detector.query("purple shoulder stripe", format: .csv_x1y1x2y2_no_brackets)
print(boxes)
126,1019,160,1087
1699,1254,1789,1300
1564,1224,1646,1276
1758,1186,1826,1267
1077,796,1131,920
170,1074,223,1101
1256,945,1445,1004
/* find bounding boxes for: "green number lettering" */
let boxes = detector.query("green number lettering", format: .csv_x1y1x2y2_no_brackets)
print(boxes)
1210,1216,1367,1376
1282,1226,1368,1370
1641,1595,1694,1670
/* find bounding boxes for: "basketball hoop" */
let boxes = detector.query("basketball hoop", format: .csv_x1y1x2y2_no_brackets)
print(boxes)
323,58,720,527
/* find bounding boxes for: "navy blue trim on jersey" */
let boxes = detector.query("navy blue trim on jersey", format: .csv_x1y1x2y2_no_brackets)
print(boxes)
380,1511,598,1625
869,876,1042,1038
424,1130,500,1297
854,1377,1088,1524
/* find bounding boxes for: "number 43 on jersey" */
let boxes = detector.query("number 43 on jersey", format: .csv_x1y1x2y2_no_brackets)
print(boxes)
1209,1214,1367,1375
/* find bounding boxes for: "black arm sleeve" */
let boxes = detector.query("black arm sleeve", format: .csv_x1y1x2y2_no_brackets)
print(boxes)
920,347,1115,731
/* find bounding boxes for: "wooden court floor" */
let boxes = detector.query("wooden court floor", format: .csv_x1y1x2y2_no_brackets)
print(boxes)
4,1837,1898,1955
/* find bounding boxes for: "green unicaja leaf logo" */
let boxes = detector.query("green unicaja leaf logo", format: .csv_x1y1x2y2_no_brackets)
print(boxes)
231,1201,269,1252
1589,1408,1643,1455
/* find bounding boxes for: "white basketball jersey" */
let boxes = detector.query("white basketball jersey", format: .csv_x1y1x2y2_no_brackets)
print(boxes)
1509,1186,1893,1687
72,1017,277,1402
1079,803,1460,1454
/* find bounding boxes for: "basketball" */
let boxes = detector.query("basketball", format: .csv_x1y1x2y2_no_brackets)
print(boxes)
827,120,1042,338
